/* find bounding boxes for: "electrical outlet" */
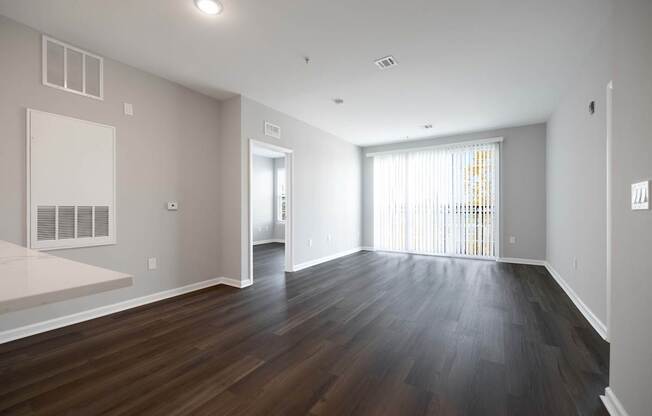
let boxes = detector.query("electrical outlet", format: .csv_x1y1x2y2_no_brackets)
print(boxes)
148,257,157,270
509,236,516,244
309,238,313,248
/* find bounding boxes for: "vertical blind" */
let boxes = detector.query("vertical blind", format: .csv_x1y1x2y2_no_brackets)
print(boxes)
373,140,499,258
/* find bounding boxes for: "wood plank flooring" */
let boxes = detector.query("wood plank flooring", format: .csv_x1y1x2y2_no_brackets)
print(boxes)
0,243,609,415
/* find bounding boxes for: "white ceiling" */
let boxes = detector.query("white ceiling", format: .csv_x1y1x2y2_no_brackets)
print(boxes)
0,0,611,146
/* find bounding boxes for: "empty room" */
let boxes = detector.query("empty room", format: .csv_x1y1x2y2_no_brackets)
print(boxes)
0,1,650,415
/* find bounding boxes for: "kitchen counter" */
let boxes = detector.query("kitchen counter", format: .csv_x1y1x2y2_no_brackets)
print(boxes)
0,240,132,314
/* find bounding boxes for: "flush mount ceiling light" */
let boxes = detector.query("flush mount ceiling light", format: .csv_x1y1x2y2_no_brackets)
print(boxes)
333,98,344,105
194,0,223,15
424,124,433,129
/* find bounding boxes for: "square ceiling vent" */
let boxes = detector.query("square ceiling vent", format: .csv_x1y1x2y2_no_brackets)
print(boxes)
374,55,398,69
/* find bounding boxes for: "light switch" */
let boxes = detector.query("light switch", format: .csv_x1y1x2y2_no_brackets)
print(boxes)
124,102,134,116
167,201,178,211
148,257,157,270
509,236,516,244
632,181,650,210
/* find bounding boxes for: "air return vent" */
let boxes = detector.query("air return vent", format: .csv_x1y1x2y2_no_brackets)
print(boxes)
374,55,398,69
264,121,281,139
28,109,116,250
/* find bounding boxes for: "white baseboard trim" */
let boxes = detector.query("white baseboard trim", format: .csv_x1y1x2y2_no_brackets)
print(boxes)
601,387,630,416
0,276,249,344
360,246,375,251
293,247,362,272
497,257,547,266
221,277,253,288
544,262,608,340
253,239,284,246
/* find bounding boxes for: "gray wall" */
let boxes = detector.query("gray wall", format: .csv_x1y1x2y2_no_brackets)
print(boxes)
361,124,547,260
241,96,362,275
546,25,612,327
609,1,652,414
217,95,243,281
0,16,222,330
251,155,275,242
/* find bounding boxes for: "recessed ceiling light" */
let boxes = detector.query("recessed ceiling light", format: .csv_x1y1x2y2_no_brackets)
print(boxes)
194,0,223,15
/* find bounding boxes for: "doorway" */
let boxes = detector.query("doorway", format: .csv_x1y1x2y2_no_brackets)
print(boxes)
248,140,293,284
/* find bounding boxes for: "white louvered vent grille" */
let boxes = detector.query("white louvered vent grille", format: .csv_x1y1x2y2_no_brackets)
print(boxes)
42,36,104,100
374,55,398,69
36,205,111,243
264,121,281,139
77,206,93,238
94,206,109,237
57,206,75,239
37,206,56,241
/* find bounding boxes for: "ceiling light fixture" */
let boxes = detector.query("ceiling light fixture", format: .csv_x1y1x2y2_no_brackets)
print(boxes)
333,98,344,105
424,124,433,129
194,0,223,15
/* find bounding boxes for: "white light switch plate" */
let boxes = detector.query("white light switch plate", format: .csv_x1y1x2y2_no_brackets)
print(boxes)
124,102,134,116
632,180,650,210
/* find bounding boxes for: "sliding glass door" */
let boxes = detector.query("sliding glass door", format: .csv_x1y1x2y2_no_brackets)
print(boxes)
373,140,499,258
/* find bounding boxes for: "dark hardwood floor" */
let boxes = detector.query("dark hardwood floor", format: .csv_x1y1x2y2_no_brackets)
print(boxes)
0,243,609,415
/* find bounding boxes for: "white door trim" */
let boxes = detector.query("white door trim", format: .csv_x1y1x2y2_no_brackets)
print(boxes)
248,139,294,284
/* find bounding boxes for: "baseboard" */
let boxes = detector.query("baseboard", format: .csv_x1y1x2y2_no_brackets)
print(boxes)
601,387,630,416
0,276,249,344
253,239,284,246
220,277,253,288
545,262,608,340
360,246,375,251
293,247,362,272
497,257,547,266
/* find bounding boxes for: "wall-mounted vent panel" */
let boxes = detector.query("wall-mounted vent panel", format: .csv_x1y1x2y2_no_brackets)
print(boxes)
264,121,281,139
28,109,116,250
42,35,103,100
374,55,398,69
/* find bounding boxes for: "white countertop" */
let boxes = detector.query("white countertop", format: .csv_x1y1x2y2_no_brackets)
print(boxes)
0,240,132,314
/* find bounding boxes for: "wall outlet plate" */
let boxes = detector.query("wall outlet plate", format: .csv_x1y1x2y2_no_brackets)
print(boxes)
632,180,650,210
148,257,157,270
167,201,178,211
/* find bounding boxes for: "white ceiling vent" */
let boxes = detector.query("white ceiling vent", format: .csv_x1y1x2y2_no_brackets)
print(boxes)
264,121,281,139
374,55,398,69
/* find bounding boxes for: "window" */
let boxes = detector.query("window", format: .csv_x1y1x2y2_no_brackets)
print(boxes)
277,167,287,223
372,140,499,258
42,36,103,100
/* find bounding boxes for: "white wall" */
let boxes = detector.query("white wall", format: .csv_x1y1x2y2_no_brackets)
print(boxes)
251,155,275,242
608,1,652,414
361,124,547,260
546,24,612,328
0,16,222,330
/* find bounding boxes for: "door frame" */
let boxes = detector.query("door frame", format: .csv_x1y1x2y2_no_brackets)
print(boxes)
248,139,294,284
